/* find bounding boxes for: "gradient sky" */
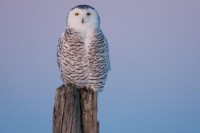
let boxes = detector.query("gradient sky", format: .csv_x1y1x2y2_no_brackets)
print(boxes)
0,0,200,133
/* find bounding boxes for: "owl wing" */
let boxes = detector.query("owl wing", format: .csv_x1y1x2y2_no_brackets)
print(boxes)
104,37,111,71
57,32,65,70
87,30,111,91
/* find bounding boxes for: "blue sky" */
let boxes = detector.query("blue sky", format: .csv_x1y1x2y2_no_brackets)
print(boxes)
0,0,200,133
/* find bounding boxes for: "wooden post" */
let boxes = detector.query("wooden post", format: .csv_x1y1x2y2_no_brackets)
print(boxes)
53,84,99,133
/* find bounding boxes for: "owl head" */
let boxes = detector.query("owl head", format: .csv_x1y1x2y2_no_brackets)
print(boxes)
67,5,100,31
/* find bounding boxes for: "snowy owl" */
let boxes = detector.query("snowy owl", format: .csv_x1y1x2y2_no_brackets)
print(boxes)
57,5,110,91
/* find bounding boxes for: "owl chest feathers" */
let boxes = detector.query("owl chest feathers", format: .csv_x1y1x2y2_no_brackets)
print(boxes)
64,28,102,60
61,28,100,83
58,28,109,89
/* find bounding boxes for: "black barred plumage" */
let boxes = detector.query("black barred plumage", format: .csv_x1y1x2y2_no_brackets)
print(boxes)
57,5,110,91
86,29,110,91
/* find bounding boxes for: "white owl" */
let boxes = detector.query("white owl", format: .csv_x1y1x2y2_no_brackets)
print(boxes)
57,5,110,91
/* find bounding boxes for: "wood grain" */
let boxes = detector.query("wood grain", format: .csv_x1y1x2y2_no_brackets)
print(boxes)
53,84,99,133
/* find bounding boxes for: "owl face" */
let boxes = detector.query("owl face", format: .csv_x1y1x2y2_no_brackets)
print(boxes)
67,5,100,32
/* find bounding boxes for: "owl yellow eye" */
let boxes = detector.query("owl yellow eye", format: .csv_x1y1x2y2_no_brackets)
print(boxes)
74,13,79,16
87,12,92,16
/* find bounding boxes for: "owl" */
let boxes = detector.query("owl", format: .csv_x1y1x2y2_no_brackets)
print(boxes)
57,5,110,91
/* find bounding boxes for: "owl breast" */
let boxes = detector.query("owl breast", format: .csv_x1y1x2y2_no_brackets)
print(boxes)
57,28,110,91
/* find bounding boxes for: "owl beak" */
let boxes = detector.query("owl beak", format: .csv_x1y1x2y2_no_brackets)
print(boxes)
82,18,84,24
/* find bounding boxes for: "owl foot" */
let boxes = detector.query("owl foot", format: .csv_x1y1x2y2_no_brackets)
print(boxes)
86,84,103,92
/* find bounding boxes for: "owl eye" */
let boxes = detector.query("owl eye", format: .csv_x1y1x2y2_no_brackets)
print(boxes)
86,12,92,16
74,13,79,16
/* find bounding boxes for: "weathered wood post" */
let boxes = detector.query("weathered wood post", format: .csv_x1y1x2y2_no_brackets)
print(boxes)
53,84,99,133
